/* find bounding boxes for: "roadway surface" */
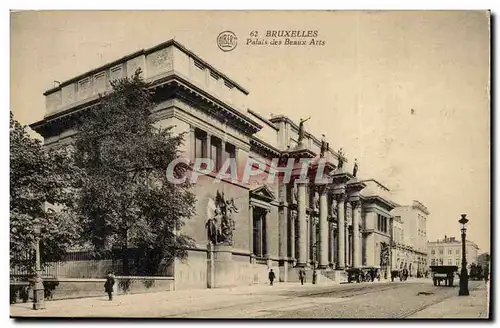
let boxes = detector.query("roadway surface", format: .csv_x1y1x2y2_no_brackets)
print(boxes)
11,279,484,319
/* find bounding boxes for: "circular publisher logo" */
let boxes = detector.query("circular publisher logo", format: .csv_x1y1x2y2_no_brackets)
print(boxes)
217,31,238,52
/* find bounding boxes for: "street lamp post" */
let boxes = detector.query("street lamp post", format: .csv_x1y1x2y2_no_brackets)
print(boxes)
32,223,45,310
458,214,469,296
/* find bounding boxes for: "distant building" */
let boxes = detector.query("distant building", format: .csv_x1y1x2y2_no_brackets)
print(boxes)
427,236,479,270
391,200,430,276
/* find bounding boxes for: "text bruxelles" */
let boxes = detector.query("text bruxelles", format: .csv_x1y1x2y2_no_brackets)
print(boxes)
265,30,319,38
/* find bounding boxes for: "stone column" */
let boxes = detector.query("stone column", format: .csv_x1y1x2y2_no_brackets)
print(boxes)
318,187,329,269
264,209,270,258
249,204,254,257
336,194,346,269
352,201,361,268
328,222,333,267
346,202,352,267
190,126,196,159
258,211,263,257
310,216,316,266
290,210,296,260
221,140,226,171
297,183,307,267
206,133,212,165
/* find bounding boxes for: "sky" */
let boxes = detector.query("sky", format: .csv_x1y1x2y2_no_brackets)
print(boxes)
10,10,490,252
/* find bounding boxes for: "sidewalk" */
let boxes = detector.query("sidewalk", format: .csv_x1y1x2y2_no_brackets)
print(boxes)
409,282,490,318
10,282,328,318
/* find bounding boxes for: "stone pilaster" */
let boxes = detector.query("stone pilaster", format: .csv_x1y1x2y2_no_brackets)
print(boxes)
352,200,361,268
318,185,329,269
297,183,307,267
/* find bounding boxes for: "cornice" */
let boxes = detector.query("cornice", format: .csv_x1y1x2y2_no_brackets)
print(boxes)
361,195,398,211
250,137,281,158
44,39,249,96
31,73,262,138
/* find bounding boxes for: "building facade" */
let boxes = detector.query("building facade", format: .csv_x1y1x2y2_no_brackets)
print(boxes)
428,236,479,269
359,180,397,277
390,201,430,276
31,39,408,289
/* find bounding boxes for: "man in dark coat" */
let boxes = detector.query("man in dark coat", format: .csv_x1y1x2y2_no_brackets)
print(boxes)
104,272,116,301
484,265,490,283
299,268,306,285
268,269,276,286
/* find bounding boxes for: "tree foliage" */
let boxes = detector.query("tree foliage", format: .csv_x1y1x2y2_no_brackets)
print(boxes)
74,69,196,275
10,112,81,274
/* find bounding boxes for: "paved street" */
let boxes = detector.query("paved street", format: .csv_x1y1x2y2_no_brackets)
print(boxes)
11,279,488,319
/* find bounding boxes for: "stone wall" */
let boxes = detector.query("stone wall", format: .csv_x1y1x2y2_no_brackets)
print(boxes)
11,277,174,302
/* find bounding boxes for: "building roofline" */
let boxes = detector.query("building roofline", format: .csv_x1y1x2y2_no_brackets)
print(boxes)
361,195,398,210
358,179,390,192
43,39,250,96
247,109,278,131
268,114,341,160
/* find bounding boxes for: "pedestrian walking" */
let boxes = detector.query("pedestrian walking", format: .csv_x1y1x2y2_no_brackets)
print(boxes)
104,271,116,301
484,265,489,283
299,268,306,285
268,269,276,286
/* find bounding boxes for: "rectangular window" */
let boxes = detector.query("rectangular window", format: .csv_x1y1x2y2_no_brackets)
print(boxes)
210,137,222,171
448,259,452,265
456,249,460,254
252,208,267,258
252,215,261,257
456,259,460,266
448,249,452,255
225,143,236,159
219,143,236,175
194,129,207,159
439,249,443,254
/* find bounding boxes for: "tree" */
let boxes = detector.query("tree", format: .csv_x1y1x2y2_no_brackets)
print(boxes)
10,112,81,274
73,69,196,276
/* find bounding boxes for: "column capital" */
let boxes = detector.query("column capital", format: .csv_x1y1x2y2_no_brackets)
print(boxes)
350,199,361,209
315,183,329,195
334,192,347,202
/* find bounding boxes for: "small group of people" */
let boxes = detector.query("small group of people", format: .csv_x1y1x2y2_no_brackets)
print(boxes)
268,267,310,286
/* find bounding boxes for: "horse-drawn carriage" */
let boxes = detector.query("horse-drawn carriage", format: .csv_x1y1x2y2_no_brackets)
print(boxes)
346,267,380,283
430,265,458,287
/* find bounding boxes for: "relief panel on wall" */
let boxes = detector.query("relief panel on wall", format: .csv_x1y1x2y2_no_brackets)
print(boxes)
93,72,107,95
62,84,76,106
127,56,146,78
109,64,124,82
45,91,62,114
147,47,174,77
78,78,91,101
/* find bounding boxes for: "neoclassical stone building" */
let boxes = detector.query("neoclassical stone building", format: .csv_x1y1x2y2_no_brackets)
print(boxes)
391,200,430,276
31,39,402,289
